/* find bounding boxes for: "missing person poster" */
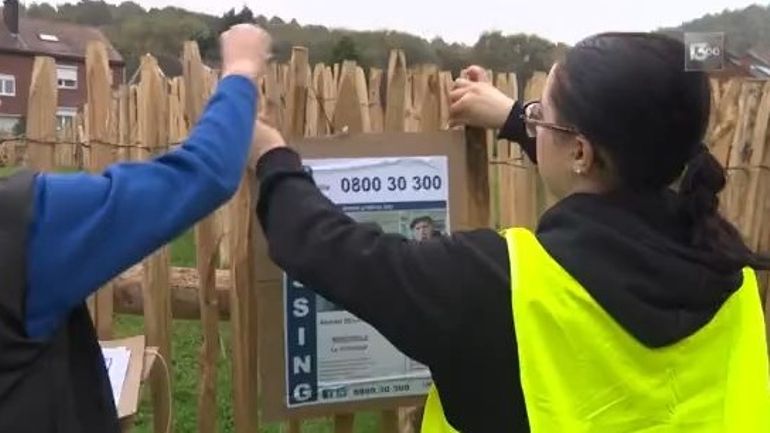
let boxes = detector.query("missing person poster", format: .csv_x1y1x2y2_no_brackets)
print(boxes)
284,156,449,408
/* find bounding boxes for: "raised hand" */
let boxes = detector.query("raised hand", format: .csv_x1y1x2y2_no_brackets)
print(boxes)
460,65,491,83
220,23,272,81
449,76,514,129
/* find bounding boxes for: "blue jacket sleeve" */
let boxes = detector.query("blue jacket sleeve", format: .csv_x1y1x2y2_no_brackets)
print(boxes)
25,75,258,339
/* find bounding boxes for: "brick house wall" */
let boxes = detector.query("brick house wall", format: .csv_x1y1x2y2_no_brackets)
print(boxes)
0,51,123,132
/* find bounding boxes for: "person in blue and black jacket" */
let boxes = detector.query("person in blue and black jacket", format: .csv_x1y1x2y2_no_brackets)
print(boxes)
0,23,269,433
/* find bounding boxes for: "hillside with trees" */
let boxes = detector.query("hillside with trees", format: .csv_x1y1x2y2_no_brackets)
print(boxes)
661,3,770,54
20,1,770,82
22,0,564,87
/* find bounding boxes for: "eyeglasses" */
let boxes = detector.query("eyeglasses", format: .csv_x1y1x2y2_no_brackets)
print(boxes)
520,100,580,138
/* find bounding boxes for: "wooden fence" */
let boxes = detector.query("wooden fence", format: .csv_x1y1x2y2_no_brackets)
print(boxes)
1,40,768,433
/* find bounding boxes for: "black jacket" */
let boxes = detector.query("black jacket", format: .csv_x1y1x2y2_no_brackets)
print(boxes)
0,170,118,433
255,102,743,432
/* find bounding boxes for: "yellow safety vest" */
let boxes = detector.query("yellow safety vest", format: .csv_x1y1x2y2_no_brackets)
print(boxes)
422,227,770,432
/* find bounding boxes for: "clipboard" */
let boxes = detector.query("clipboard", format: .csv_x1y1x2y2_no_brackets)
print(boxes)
99,335,147,419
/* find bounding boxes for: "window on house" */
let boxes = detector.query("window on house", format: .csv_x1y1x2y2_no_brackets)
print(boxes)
0,115,20,134
56,65,78,90
0,74,16,97
56,107,78,132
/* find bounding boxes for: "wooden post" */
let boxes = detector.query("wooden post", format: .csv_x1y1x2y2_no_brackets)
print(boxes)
167,77,186,143
285,47,310,139
85,41,116,340
118,85,129,161
55,120,75,168
464,125,492,227
263,62,284,130
707,78,721,140
723,80,770,299
708,79,742,167
495,72,519,229
321,65,337,134
722,80,763,230
333,62,370,134
503,72,545,229
81,103,91,168
25,56,57,172
405,68,419,132
129,85,139,159
333,63,341,88
369,68,384,133
183,41,221,433
459,67,492,229
438,71,452,130
334,413,355,433
182,46,207,124
228,169,258,433
75,108,86,169
414,67,440,132
382,411,400,433
305,64,321,137
137,54,173,433
746,82,770,300
743,81,770,252
385,50,408,133
108,90,119,161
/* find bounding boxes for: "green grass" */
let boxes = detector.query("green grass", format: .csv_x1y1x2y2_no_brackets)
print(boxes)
115,231,380,432
0,166,18,176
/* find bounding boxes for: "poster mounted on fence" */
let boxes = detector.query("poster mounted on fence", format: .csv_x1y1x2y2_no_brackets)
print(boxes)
257,131,470,421
284,155,448,408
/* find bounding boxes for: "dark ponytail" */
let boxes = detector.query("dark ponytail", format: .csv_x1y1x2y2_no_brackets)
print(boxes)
679,147,770,270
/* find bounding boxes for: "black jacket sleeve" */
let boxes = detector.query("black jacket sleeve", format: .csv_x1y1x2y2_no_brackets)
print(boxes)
498,101,537,164
255,147,510,366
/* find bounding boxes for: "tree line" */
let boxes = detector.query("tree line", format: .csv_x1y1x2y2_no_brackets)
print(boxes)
21,1,770,85
22,0,566,87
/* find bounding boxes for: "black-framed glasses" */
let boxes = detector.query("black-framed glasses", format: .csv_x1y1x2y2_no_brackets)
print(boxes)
520,100,580,138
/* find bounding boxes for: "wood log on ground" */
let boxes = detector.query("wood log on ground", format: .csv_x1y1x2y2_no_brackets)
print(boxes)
113,265,232,320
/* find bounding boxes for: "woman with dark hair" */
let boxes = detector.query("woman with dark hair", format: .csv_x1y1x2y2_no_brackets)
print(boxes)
251,32,770,432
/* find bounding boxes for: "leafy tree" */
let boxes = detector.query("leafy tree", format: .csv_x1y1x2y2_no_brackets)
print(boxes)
330,35,361,64
113,1,145,21
661,3,770,53
472,31,557,88
57,0,113,26
26,3,58,19
220,6,255,31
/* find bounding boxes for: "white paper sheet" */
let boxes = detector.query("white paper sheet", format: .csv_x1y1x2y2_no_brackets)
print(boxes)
284,156,448,407
102,346,131,407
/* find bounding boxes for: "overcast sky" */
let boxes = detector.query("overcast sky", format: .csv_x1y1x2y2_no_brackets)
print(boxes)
51,0,767,44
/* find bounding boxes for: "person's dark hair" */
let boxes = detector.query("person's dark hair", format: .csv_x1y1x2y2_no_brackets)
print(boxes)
410,216,435,230
550,32,769,270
